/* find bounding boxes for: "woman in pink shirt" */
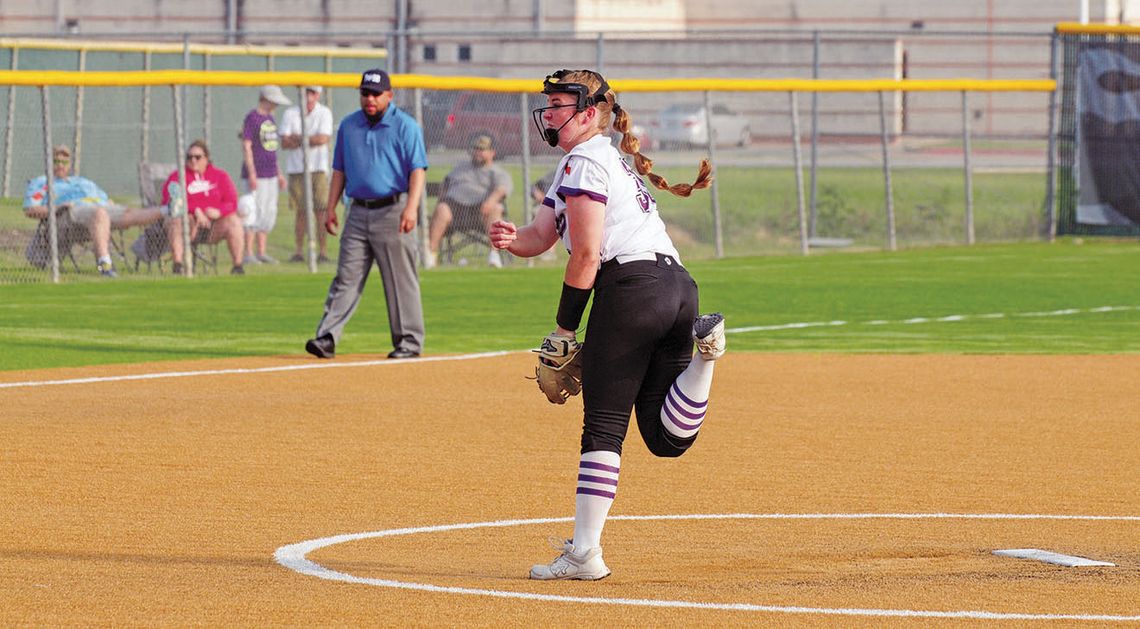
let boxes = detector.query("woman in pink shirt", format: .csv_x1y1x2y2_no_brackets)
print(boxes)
163,139,246,275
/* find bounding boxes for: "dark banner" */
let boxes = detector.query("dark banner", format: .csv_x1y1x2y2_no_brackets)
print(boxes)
1059,38,1140,235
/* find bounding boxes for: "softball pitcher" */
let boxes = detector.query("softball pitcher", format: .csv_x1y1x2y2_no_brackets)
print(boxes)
489,69,726,580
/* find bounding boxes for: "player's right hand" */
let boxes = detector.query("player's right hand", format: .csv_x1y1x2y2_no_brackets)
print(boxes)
489,220,516,250
325,210,339,236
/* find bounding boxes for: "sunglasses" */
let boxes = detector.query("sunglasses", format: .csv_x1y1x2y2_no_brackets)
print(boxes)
359,89,383,97
186,153,207,161
53,158,70,165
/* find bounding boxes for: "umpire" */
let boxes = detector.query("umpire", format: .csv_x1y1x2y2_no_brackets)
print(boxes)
305,69,428,360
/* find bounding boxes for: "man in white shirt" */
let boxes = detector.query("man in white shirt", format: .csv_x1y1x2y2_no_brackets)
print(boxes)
280,85,334,263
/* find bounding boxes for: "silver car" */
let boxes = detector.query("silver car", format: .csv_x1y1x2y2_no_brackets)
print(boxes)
651,102,751,148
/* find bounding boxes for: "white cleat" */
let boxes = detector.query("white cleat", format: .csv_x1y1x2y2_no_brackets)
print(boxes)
529,539,611,581
693,313,726,361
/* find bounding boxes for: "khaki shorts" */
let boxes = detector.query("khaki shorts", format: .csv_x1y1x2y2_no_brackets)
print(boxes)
68,203,127,223
288,171,329,215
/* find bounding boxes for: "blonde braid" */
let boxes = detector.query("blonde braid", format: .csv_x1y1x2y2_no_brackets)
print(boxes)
612,101,713,198
557,70,714,198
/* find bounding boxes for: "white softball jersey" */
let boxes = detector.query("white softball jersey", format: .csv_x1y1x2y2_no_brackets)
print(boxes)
542,134,680,265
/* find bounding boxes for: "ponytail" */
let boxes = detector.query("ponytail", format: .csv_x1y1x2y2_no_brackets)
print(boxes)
612,105,713,198
551,69,714,198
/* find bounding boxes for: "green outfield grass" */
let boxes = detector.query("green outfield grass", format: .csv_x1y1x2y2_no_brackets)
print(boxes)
0,239,1136,371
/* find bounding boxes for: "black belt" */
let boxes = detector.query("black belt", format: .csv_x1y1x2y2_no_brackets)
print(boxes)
600,252,680,273
352,195,400,209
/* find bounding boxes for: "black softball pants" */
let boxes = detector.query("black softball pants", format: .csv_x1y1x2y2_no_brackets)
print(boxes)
579,253,699,457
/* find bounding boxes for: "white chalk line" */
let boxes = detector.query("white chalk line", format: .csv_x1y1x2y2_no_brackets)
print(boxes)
0,350,516,390
727,305,1137,334
3,304,1135,390
274,512,1140,622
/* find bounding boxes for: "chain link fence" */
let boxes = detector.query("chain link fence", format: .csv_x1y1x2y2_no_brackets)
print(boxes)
0,58,1056,283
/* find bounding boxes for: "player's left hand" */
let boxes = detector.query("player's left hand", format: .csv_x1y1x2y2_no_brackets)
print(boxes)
532,331,583,404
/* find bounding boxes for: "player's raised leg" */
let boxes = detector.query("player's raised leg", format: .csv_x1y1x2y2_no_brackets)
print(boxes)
660,313,725,442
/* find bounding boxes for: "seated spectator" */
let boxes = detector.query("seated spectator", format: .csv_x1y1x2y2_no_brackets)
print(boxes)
163,139,246,275
425,134,512,268
531,168,555,207
23,145,163,277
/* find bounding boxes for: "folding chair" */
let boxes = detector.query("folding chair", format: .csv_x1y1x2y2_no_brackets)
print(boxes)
25,212,88,273
435,180,510,266
134,161,176,273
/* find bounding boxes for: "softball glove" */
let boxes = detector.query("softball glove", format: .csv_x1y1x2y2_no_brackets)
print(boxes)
533,332,583,404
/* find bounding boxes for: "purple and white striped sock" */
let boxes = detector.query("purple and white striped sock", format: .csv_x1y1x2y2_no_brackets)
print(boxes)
660,357,715,440
572,450,620,550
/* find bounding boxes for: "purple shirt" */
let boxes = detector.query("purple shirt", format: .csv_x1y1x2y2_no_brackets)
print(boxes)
241,109,280,180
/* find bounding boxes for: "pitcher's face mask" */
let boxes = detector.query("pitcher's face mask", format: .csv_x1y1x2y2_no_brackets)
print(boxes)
531,70,611,147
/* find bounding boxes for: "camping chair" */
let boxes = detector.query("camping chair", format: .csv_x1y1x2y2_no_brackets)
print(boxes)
25,209,89,273
433,182,510,266
134,161,175,273
134,161,217,275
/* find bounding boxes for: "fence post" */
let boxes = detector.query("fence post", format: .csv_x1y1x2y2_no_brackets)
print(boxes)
203,54,212,148
520,91,534,268
3,46,19,197
809,29,821,239
413,87,428,267
386,34,396,75
789,91,809,256
1046,31,1060,242
702,90,724,258
181,34,190,158
324,54,333,114
141,51,151,165
596,33,605,73
298,86,318,273
172,84,192,277
962,90,975,245
878,91,897,252
520,91,533,224
41,86,60,284
74,49,86,175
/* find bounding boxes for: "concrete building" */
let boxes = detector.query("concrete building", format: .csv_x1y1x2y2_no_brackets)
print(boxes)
1,1,1128,136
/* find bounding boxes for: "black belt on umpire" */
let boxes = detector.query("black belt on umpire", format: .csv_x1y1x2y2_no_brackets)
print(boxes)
352,194,401,209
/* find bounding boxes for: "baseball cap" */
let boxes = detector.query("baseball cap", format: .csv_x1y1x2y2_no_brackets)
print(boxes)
359,69,391,92
259,85,292,106
471,135,494,150
304,85,324,95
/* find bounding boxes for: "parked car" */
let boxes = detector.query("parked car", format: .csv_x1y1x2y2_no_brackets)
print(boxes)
420,90,460,150
650,102,751,148
611,122,654,151
441,91,558,155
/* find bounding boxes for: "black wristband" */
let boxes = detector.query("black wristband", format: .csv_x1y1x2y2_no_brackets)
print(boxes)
556,283,592,332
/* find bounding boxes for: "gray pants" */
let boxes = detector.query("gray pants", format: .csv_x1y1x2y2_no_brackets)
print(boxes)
314,200,425,353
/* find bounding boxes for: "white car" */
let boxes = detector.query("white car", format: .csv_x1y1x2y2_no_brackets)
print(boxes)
651,103,751,148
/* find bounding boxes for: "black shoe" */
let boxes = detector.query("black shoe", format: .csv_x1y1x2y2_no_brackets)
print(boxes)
317,254,332,263
172,261,184,275
387,348,420,359
231,265,245,275
305,335,335,359
288,253,304,263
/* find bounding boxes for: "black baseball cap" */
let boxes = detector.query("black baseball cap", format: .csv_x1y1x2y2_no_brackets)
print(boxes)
359,69,391,92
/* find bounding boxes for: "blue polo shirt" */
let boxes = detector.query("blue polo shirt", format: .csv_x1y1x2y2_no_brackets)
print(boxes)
332,104,428,200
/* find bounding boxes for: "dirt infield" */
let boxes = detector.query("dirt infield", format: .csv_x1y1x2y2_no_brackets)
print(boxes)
1,353,1137,626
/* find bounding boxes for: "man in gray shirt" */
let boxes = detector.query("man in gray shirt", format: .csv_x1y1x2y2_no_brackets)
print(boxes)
425,134,513,268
